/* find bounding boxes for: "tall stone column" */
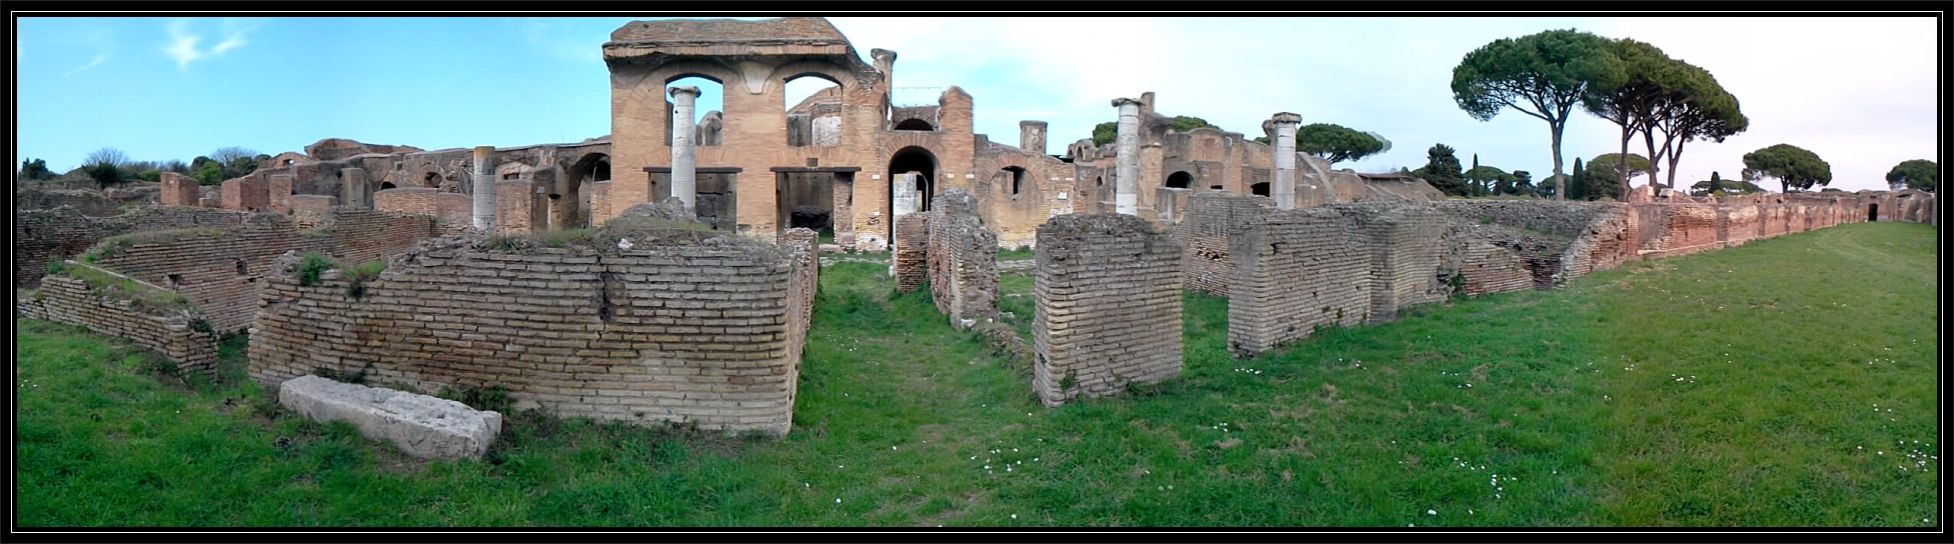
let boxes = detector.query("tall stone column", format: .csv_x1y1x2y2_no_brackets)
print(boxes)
889,172,921,276
1265,112,1302,210
1112,97,1143,216
669,86,701,211
471,146,496,231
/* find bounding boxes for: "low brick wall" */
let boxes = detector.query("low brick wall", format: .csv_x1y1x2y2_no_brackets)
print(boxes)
1336,203,1448,323
1718,204,1761,246
1175,193,1273,297
892,213,930,293
291,195,338,228
304,208,439,266
21,273,220,376
1636,203,1723,258
778,227,819,409
84,214,303,332
374,188,471,235
16,187,120,216
1226,207,1369,357
1560,204,1639,280
247,228,809,435
1032,214,1182,406
14,205,247,288
160,173,201,207
221,175,270,212
926,200,998,329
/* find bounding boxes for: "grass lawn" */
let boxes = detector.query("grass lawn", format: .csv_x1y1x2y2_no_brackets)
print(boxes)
13,222,1939,527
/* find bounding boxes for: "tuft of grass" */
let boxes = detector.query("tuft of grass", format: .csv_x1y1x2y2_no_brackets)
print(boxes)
10,223,1938,527
296,253,336,287
343,260,388,300
440,384,515,414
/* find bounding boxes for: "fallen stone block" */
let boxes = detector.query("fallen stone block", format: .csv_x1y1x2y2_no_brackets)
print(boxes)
278,375,502,459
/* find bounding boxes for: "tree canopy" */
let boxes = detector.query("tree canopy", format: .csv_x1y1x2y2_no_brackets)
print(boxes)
1742,144,1831,193
1413,143,1467,196
18,158,55,181
1295,123,1387,165
1091,122,1117,146
1452,29,1625,200
1167,116,1214,132
1885,159,1937,192
1689,171,1765,196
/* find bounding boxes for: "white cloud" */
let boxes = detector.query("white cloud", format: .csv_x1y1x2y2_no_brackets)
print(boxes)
64,54,108,77
164,18,258,70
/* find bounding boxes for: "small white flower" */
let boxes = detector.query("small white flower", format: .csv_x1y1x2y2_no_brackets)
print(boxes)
835,498,841,503
1427,509,1437,515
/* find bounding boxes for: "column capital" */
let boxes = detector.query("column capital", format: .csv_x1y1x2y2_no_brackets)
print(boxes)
669,86,702,99
1111,97,1144,108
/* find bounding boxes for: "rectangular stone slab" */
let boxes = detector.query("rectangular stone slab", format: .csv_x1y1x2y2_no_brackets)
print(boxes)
278,375,502,459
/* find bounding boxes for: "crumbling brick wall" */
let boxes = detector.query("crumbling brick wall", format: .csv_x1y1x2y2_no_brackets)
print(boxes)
291,195,339,228
14,206,246,288
1175,192,1273,297
221,175,270,212
1719,204,1762,246
926,192,999,329
247,222,809,436
892,213,930,293
303,208,439,266
1635,203,1722,258
374,188,472,235
1335,203,1447,323
1559,204,1639,280
1032,214,1182,406
160,173,201,207
20,273,220,376
16,188,120,216
83,214,304,333
1441,224,1555,296
1226,207,1368,357
495,180,533,234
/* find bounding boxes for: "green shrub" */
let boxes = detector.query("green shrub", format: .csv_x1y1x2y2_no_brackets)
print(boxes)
296,253,336,287
343,260,387,300
440,384,514,414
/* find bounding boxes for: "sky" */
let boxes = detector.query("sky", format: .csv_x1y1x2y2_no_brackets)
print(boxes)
14,16,1941,192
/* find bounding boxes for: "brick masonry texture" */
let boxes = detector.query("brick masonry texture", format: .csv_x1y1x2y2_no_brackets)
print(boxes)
1175,192,1274,297
926,191,999,329
1334,203,1449,324
892,213,930,293
17,273,221,377
1033,214,1183,407
1225,207,1371,357
75,209,437,333
245,222,811,436
14,205,247,288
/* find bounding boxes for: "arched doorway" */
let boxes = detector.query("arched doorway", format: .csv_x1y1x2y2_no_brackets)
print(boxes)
559,153,610,230
887,146,937,242
1166,171,1193,189
893,118,935,131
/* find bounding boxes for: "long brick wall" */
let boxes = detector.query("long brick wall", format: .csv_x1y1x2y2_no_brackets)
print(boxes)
14,205,247,288
18,272,220,376
304,208,439,266
1032,214,1182,406
1225,207,1370,357
1175,192,1273,297
1560,204,1639,280
926,200,998,329
246,229,811,435
373,187,472,234
1635,203,1723,258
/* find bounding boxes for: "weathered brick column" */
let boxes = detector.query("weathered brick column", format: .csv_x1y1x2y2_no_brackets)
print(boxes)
1033,214,1182,406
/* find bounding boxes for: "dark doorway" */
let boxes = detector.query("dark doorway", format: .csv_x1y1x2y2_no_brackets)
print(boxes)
886,146,938,244
1868,204,1878,222
1250,182,1271,197
1166,171,1193,189
894,119,934,131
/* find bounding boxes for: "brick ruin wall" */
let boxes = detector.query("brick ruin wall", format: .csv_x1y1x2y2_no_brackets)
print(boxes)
373,187,473,235
1033,214,1182,406
14,206,247,288
777,228,820,410
1559,204,1639,280
16,187,121,217
1335,203,1448,324
1225,207,1371,357
926,205,999,329
56,208,436,335
246,233,812,436
1634,203,1723,258
291,195,339,228
892,213,930,293
1175,192,1273,297
1718,204,1761,246
17,272,221,377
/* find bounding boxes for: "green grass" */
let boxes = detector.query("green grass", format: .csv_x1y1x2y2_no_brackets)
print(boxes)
13,223,1938,527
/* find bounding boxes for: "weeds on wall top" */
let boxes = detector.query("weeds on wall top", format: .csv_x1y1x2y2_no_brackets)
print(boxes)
296,253,336,287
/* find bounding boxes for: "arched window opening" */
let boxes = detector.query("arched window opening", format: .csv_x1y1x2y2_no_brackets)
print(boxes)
1166,171,1193,189
785,74,843,147
894,118,935,131
666,75,725,148
1251,182,1271,197
1002,166,1027,196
